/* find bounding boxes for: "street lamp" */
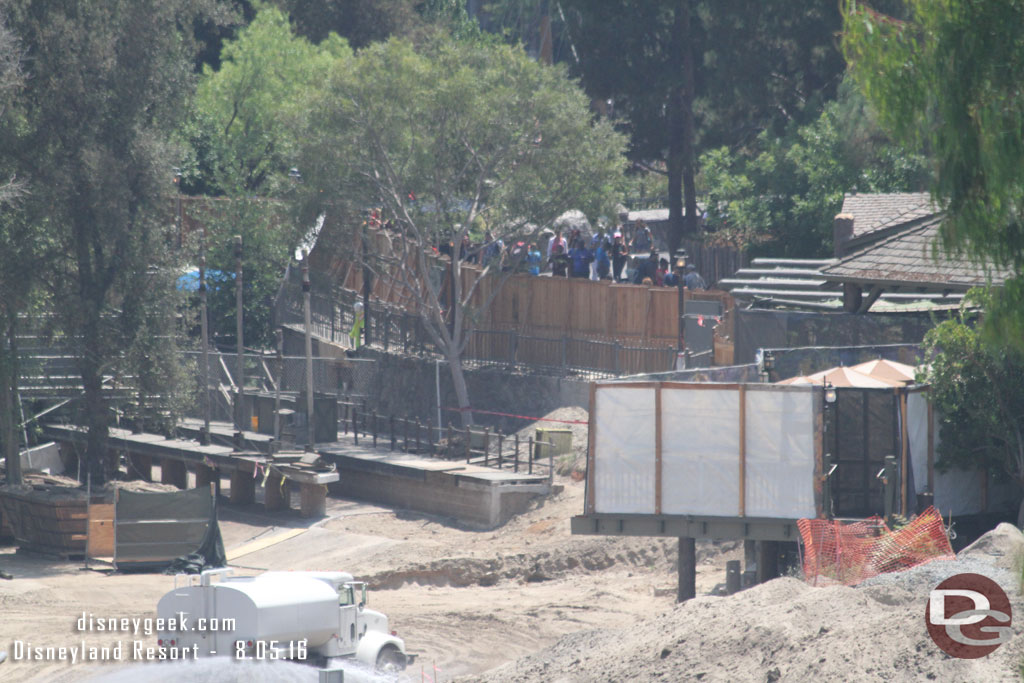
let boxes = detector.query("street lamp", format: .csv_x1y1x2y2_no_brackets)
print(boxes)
822,381,837,518
173,167,183,248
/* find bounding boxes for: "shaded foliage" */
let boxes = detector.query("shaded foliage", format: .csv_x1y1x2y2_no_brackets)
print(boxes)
700,80,930,256
843,0,1024,345
920,296,1024,489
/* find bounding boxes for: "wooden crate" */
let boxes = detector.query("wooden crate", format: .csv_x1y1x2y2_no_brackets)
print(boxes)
0,487,88,558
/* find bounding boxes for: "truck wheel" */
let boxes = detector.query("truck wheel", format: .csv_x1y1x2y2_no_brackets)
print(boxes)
376,645,406,673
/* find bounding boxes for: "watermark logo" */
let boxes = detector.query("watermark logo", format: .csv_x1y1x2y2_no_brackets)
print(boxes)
926,573,1012,658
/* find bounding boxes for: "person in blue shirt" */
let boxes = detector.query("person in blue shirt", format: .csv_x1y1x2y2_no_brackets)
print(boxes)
684,263,707,290
595,240,611,279
526,243,542,275
568,235,592,278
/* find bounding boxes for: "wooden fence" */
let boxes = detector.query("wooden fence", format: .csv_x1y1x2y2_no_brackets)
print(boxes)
301,231,736,375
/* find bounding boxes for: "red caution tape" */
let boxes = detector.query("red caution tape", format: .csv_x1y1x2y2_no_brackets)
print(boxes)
444,406,587,424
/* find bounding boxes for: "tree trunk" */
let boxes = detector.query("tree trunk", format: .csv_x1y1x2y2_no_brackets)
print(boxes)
0,320,21,485
666,1,699,257
80,319,109,485
680,0,698,241
1,313,23,485
447,351,474,428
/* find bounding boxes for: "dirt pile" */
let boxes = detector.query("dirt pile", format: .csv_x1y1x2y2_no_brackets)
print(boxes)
467,526,1024,682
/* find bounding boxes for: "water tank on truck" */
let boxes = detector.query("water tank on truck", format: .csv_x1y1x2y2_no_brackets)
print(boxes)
156,569,412,671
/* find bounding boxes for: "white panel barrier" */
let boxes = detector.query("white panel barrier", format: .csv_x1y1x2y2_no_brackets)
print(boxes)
744,387,816,518
661,388,740,516
593,386,656,514
907,390,930,495
592,383,819,519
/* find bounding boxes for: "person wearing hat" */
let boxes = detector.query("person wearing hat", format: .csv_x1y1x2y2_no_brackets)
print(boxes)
611,230,628,282
684,263,707,290
630,219,653,253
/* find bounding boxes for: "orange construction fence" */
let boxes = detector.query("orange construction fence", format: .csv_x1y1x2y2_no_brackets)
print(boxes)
798,506,955,587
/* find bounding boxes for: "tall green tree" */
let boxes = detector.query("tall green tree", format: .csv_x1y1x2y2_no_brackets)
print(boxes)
842,0,1024,341
919,298,1024,522
5,0,221,483
296,37,626,423
185,6,349,196
0,8,30,484
699,80,930,256
560,0,846,254
182,7,343,350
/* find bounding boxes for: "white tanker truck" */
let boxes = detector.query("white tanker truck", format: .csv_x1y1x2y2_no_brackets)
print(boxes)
156,569,412,672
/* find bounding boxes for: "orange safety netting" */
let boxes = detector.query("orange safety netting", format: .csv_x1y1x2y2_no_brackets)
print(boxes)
798,506,955,587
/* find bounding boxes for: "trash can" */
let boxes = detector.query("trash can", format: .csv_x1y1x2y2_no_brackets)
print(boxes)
534,428,572,461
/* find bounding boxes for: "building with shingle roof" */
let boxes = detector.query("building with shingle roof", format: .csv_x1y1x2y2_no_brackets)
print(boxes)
838,192,937,240
720,192,1014,313
822,193,1016,312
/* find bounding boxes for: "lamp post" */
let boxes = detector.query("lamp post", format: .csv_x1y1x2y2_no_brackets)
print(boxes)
302,250,315,451
234,235,244,438
199,244,210,445
173,167,183,249
822,381,837,518
760,349,775,383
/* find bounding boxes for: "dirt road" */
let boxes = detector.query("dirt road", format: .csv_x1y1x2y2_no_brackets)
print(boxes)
0,473,740,682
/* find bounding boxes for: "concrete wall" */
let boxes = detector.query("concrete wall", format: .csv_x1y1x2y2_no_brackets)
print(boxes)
361,348,590,431
327,457,550,529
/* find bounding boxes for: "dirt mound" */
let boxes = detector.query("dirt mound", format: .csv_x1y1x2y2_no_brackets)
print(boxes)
363,542,675,590
465,530,1024,682
959,522,1024,573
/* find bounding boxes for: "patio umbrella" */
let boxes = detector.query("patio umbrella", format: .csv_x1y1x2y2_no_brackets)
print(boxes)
803,366,899,388
850,359,918,385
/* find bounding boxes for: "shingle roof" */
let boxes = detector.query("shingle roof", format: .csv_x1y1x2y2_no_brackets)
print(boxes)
840,192,938,239
822,214,1014,291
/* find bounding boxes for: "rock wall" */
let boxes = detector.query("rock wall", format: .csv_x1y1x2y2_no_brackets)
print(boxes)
357,348,590,434
281,326,590,433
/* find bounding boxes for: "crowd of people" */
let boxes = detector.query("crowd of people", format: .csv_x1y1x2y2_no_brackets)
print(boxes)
437,219,708,290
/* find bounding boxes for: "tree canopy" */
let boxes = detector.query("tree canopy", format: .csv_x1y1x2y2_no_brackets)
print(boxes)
295,36,626,421
919,298,1024,504
843,0,1024,340
2,0,221,482
559,0,847,253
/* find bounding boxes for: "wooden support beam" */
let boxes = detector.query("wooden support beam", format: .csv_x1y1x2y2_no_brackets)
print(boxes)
856,284,885,313
230,469,255,505
677,537,696,602
160,459,187,489
264,471,288,512
757,541,779,584
128,455,151,482
299,483,327,518
743,540,757,588
195,464,215,489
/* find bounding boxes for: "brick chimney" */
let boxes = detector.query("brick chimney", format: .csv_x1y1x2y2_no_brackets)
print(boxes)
833,214,854,258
